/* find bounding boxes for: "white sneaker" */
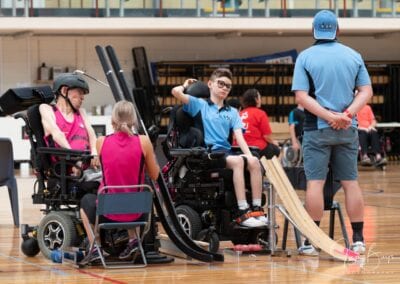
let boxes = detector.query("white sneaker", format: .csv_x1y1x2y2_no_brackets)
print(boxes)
240,217,265,228
298,243,319,256
256,215,268,225
351,241,366,255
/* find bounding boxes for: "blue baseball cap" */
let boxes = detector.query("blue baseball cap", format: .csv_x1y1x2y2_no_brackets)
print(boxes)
313,10,338,40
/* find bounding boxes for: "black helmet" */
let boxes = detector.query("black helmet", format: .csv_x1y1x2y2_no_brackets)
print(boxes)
53,73,89,95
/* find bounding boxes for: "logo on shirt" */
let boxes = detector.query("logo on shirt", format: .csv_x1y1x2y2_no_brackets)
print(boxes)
79,123,85,129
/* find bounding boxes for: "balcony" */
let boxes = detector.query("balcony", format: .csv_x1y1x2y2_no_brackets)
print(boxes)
0,0,399,18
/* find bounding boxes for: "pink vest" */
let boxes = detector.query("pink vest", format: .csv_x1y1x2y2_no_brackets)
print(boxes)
99,132,145,222
45,106,90,151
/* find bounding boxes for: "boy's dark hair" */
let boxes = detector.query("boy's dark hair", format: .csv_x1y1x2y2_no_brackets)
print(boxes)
210,68,233,81
241,88,259,108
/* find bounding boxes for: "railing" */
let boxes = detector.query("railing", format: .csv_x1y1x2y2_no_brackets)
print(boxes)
0,0,399,18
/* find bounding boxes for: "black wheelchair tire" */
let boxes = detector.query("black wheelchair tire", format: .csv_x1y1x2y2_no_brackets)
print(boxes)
176,205,202,239
37,212,78,259
196,229,220,253
248,230,278,247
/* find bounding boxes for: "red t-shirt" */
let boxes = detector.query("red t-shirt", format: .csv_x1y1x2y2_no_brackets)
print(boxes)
357,105,375,129
237,107,272,150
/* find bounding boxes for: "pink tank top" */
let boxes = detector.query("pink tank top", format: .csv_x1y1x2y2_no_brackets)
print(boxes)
45,106,90,151
99,132,145,222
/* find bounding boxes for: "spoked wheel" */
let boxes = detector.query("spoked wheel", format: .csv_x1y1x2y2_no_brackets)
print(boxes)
37,212,78,259
176,205,202,239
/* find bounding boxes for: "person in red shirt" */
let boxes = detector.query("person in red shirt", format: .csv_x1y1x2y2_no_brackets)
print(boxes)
238,88,280,159
357,104,386,166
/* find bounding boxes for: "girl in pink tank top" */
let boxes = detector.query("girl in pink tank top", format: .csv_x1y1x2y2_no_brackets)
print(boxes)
80,100,160,260
99,132,145,222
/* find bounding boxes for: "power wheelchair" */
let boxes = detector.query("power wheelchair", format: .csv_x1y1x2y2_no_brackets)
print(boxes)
18,103,104,259
4,90,129,260
0,85,94,258
161,83,271,252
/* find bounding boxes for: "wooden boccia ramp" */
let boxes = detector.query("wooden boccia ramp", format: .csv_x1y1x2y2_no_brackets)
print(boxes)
261,157,359,262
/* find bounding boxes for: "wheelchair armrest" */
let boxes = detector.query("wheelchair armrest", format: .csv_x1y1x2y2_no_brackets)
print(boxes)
205,152,225,160
37,147,93,161
169,147,208,158
37,147,93,181
230,146,260,158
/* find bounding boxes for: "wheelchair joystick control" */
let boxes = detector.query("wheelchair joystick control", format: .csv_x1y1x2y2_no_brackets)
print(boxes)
71,185,78,199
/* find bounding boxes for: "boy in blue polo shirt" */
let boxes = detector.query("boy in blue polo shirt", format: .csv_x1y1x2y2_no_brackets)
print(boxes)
171,68,266,228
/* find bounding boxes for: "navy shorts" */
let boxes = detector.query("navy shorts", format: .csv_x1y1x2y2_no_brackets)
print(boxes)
302,127,359,181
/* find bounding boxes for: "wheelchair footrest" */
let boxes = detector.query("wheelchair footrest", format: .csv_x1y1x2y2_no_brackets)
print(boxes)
61,247,85,265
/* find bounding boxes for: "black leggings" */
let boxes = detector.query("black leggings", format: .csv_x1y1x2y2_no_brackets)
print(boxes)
358,129,380,155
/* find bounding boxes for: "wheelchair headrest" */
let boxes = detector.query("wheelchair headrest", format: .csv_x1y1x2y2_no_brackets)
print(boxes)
172,106,205,148
175,106,193,132
186,81,210,98
0,86,54,116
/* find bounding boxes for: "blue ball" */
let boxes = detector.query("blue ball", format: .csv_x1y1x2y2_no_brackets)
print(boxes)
50,250,62,263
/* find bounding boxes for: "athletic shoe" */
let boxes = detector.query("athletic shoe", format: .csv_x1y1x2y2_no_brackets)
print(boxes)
80,247,102,265
252,206,269,225
298,243,319,256
375,157,387,166
256,215,268,224
351,241,366,255
240,217,265,228
361,157,372,166
119,239,139,260
236,209,265,228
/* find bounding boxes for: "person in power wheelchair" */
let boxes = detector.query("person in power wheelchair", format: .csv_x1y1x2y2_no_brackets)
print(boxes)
20,73,101,259
357,104,387,167
40,73,99,170
170,68,267,230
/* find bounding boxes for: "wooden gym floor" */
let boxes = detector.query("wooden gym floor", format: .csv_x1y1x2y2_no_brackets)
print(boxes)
1,162,400,283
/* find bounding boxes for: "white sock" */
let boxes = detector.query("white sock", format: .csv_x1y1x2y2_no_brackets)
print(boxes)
252,199,262,208
238,200,249,210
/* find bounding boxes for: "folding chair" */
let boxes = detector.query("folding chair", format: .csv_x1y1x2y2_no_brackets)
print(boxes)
85,184,153,269
0,138,19,227
281,169,350,250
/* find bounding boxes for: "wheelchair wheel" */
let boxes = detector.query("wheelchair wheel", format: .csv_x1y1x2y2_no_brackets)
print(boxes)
248,230,278,248
196,229,220,253
176,205,202,239
37,212,78,259
230,231,252,245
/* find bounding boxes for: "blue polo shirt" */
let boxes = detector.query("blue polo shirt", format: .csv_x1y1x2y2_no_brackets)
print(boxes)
183,96,243,151
291,40,371,130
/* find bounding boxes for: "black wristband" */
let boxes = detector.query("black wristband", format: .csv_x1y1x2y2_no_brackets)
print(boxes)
181,85,187,93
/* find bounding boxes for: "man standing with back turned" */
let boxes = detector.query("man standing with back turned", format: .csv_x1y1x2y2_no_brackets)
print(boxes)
291,10,373,255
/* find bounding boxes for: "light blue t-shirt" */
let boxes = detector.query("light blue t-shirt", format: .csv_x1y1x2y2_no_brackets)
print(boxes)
291,41,371,129
183,96,243,151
